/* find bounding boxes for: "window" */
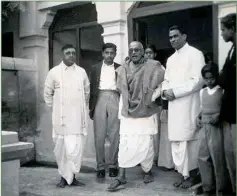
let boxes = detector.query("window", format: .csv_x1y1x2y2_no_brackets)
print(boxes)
49,3,104,74
2,32,14,57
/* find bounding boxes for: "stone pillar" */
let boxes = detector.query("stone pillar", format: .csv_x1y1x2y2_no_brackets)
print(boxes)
2,131,33,196
95,2,131,64
19,2,56,164
217,2,236,70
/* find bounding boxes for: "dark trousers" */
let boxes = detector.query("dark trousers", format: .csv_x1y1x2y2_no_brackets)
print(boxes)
198,123,227,192
223,122,236,193
93,90,120,170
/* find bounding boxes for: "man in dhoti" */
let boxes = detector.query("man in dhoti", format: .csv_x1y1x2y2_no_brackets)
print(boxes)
44,44,90,188
162,25,205,189
107,41,165,191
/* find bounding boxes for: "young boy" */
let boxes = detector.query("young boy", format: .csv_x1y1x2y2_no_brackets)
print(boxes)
196,63,226,196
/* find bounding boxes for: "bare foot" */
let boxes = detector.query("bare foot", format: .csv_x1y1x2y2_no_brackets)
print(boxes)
56,177,67,188
71,178,85,187
143,171,154,184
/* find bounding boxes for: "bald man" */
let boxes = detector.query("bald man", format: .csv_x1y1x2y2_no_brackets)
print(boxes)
107,41,165,191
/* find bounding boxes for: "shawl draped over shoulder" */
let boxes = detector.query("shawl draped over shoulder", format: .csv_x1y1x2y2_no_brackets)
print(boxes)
116,58,165,118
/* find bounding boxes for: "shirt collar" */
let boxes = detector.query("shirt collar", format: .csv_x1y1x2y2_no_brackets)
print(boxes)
103,61,114,67
207,85,220,92
176,43,189,54
61,61,76,70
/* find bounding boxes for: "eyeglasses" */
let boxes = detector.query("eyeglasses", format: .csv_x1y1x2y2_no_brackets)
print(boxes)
129,48,141,53
65,51,76,55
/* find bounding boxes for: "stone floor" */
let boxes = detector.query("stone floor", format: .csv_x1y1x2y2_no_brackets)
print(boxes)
19,165,194,196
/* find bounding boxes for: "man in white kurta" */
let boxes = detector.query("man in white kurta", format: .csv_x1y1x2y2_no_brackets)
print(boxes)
162,26,205,189
44,44,90,188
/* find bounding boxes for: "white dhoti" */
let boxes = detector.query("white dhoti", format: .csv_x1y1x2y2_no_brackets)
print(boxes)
118,114,157,173
54,134,86,185
158,110,174,169
171,140,198,178
119,134,154,172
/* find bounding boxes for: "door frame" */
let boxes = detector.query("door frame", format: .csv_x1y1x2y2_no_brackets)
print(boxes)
127,1,219,63
49,21,100,69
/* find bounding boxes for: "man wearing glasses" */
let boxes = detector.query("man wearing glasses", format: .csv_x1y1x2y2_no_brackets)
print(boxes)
107,41,165,191
44,44,90,188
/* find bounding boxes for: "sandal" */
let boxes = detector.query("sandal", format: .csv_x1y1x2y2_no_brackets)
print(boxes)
143,172,154,184
180,177,194,189
107,179,127,192
173,177,184,188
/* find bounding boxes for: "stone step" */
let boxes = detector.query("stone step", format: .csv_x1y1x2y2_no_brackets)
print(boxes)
1,131,18,145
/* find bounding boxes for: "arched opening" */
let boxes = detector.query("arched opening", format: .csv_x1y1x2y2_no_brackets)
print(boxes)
128,1,218,66
49,3,104,75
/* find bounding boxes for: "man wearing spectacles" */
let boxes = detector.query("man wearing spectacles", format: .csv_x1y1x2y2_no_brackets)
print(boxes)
107,41,165,191
44,44,90,188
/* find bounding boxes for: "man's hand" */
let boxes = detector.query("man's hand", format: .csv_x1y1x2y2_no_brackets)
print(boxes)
151,86,161,102
163,89,175,101
89,110,94,120
196,113,202,128
210,114,220,125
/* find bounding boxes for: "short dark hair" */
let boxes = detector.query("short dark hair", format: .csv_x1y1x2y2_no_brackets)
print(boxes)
102,43,117,52
145,44,157,53
204,52,213,64
201,63,219,78
169,25,187,35
61,44,75,52
221,13,236,32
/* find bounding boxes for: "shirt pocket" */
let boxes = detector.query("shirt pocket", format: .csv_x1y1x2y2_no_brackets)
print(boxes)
54,81,61,89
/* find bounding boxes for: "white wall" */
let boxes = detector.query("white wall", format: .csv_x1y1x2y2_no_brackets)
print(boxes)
218,3,236,70
95,2,135,64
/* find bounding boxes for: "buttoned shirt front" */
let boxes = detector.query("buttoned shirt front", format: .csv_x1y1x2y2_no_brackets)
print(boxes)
99,61,117,90
162,43,205,141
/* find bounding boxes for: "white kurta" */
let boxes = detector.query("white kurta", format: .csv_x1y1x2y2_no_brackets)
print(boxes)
44,62,90,136
162,43,205,141
44,62,90,184
162,43,205,177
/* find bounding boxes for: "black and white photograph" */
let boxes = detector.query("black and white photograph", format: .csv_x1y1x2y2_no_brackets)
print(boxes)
1,1,236,196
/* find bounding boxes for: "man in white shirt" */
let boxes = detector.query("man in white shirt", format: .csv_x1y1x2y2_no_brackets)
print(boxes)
162,25,205,189
89,43,121,179
44,44,90,188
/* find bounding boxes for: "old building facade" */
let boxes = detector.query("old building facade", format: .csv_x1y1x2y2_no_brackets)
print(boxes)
2,1,236,167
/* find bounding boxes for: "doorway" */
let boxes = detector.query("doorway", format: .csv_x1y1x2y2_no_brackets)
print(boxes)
129,2,217,66
49,3,104,75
